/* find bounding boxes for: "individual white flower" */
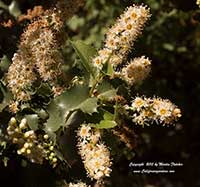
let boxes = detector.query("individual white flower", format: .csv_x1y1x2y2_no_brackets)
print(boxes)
92,56,104,69
77,124,91,140
153,99,173,117
152,98,181,124
19,118,27,129
131,97,147,111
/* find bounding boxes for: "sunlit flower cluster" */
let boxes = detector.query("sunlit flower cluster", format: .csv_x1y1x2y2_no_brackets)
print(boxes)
68,182,90,187
6,52,37,101
129,97,181,126
6,11,63,101
77,124,112,181
30,25,63,82
7,117,57,167
121,56,151,85
92,4,151,69
6,0,85,101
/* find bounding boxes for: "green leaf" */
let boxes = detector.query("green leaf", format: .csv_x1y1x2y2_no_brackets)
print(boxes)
0,1,8,10
54,85,89,112
0,55,11,72
70,40,97,77
106,62,114,76
96,81,117,101
101,55,114,76
78,97,98,114
36,83,52,96
0,81,12,111
98,89,117,100
36,109,49,120
97,81,113,93
25,114,39,130
45,85,98,132
95,120,117,129
103,110,114,121
8,1,21,18
45,100,66,132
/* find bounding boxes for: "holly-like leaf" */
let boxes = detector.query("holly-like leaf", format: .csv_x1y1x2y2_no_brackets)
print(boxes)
45,100,66,132
45,85,98,132
103,110,114,121
97,81,113,93
98,90,117,100
0,1,8,10
25,114,39,130
94,120,117,129
8,0,21,18
97,81,117,101
78,97,98,114
0,81,12,111
36,83,52,97
0,55,11,72
70,40,97,77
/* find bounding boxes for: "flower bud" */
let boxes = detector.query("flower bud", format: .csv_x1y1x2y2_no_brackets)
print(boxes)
19,118,27,129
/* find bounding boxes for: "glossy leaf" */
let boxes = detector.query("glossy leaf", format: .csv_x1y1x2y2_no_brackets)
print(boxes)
0,55,11,72
97,81,117,100
95,120,117,129
25,114,39,131
78,97,98,114
98,89,117,100
45,85,98,132
103,110,114,121
70,40,97,77
0,81,12,111
8,1,21,17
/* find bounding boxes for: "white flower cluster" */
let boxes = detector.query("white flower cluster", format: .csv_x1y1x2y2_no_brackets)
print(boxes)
121,56,151,85
68,182,90,187
7,117,57,166
6,11,64,101
30,27,63,82
77,125,112,181
129,97,181,125
6,0,85,101
92,4,150,69
6,52,37,101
